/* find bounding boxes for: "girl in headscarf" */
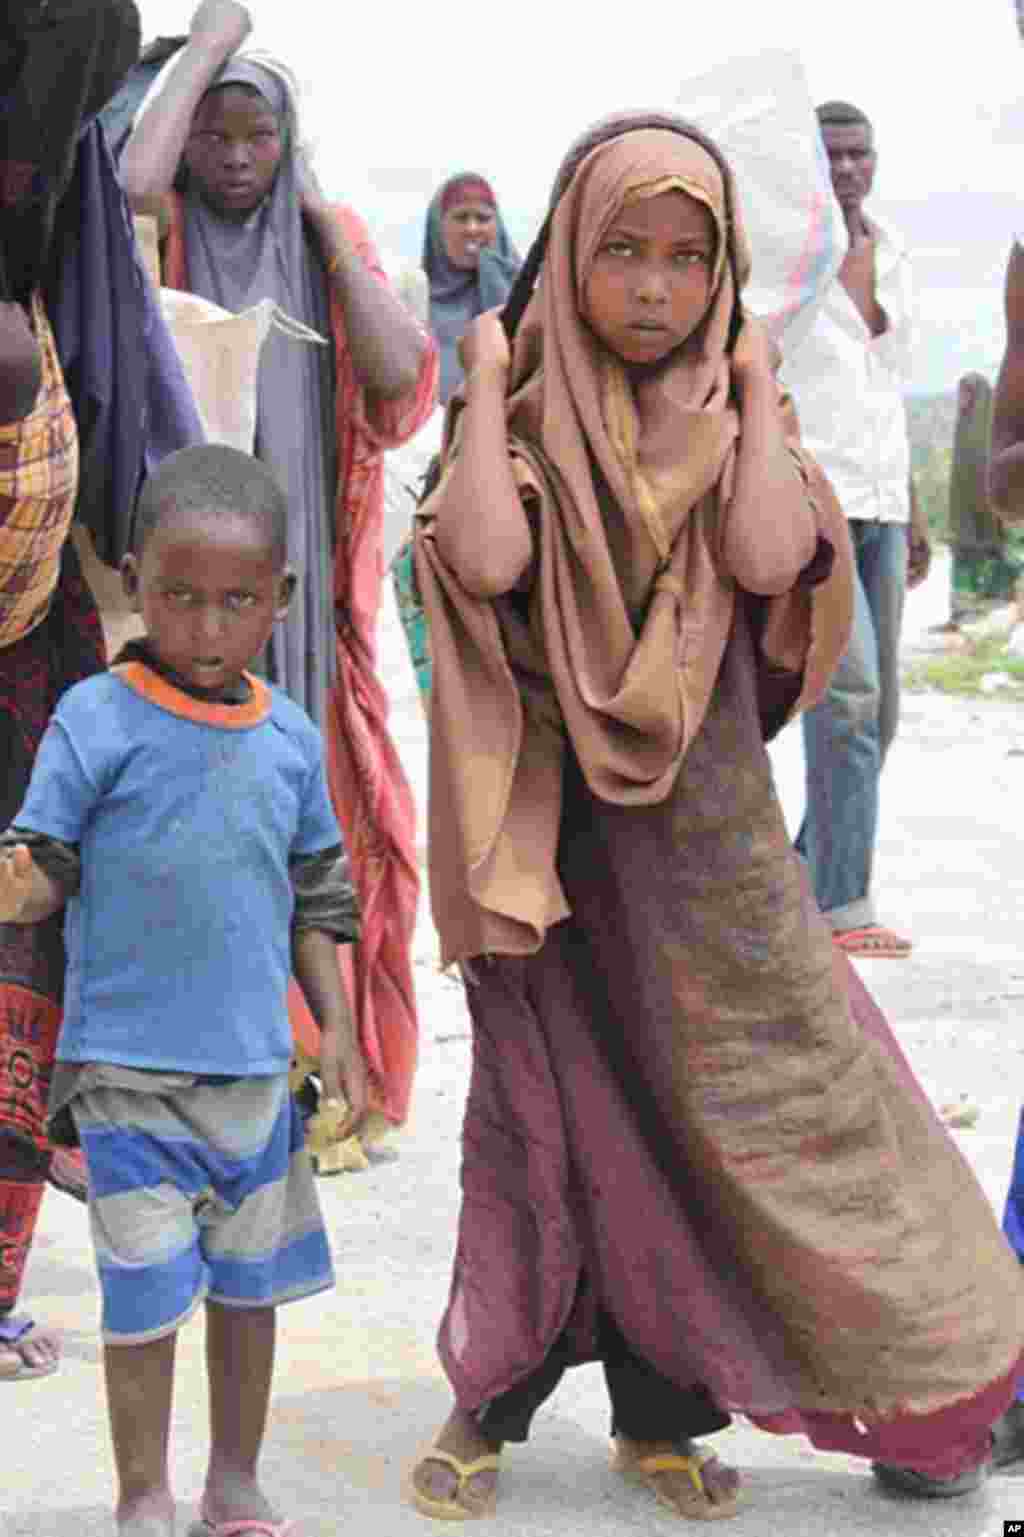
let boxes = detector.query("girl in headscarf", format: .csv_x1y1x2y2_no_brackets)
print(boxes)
423,173,520,406
120,0,438,1152
946,371,1023,621
408,113,1023,1521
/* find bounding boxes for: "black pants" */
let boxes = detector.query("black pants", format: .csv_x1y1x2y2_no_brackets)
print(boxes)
475,1310,731,1445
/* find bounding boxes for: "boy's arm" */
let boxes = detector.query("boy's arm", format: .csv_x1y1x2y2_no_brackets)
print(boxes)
990,241,1024,523
0,844,65,924
291,928,368,1135
3,697,104,922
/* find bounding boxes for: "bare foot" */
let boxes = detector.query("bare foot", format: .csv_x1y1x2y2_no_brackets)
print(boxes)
411,1408,502,1517
200,1467,278,1529
613,1436,742,1519
0,1320,60,1378
117,1487,175,1537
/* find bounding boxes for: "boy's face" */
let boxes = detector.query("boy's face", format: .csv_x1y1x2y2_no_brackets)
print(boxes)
121,509,294,698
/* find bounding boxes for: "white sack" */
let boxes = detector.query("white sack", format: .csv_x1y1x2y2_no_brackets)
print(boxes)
677,49,846,353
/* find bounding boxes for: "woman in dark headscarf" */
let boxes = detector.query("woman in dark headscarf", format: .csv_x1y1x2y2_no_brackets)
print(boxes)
0,0,202,1382
120,0,438,1155
388,178,520,709
423,173,520,405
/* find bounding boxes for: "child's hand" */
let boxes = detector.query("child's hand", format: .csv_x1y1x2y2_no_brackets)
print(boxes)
0,844,37,922
319,1027,369,1139
458,310,511,387
731,315,780,389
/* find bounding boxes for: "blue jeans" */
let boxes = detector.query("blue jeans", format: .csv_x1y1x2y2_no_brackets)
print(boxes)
795,519,907,929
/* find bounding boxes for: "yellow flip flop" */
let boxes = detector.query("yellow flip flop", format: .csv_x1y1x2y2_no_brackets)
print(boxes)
613,1445,741,1521
409,1449,501,1521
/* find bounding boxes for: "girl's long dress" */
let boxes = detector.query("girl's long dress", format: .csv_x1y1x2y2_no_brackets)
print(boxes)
439,601,1023,1481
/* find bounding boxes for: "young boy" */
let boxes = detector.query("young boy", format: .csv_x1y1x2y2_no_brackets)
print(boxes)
0,443,365,1537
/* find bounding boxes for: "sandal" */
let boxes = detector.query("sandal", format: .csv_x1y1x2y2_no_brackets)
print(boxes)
871,1458,988,1497
612,1442,741,1521
0,1315,60,1381
409,1449,501,1521
190,1522,294,1537
992,1400,1024,1469
189,1507,296,1537
833,925,912,959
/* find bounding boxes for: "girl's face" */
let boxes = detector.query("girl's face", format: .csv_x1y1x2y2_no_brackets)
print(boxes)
583,190,716,368
184,86,283,220
441,200,498,269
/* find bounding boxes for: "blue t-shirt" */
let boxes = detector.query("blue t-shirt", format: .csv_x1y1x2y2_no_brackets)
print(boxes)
16,663,341,1076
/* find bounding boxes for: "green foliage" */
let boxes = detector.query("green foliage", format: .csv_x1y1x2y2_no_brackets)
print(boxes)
906,391,959,541
904,631,1024,699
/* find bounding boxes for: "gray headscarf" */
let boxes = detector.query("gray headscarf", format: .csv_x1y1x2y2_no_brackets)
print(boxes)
422,175,520,404
183,55,335,726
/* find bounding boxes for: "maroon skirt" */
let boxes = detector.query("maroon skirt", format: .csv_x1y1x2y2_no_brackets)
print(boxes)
438,611,1023,1480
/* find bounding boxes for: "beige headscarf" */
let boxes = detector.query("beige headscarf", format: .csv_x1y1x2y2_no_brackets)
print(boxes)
502,129,749,801
416,126,852,964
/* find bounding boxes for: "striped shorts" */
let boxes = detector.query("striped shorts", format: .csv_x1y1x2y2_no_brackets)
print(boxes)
72,1073,334,1344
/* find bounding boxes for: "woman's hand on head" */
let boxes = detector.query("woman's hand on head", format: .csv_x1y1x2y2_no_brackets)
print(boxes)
189,0,252,52
459,310,511,390
0,303,42,426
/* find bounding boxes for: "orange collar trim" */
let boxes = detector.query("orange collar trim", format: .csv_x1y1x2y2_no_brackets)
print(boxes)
110,663,272,729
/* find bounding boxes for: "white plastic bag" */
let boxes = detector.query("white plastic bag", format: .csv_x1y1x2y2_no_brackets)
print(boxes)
132,215,326,454
158,291,326,453
83,223,326,656
676,48,846,352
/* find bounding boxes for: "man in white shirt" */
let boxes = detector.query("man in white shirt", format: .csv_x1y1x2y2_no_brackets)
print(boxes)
780,100,931,959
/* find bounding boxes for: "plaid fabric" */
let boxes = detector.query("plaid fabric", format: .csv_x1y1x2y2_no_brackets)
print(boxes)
0,292,79,647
